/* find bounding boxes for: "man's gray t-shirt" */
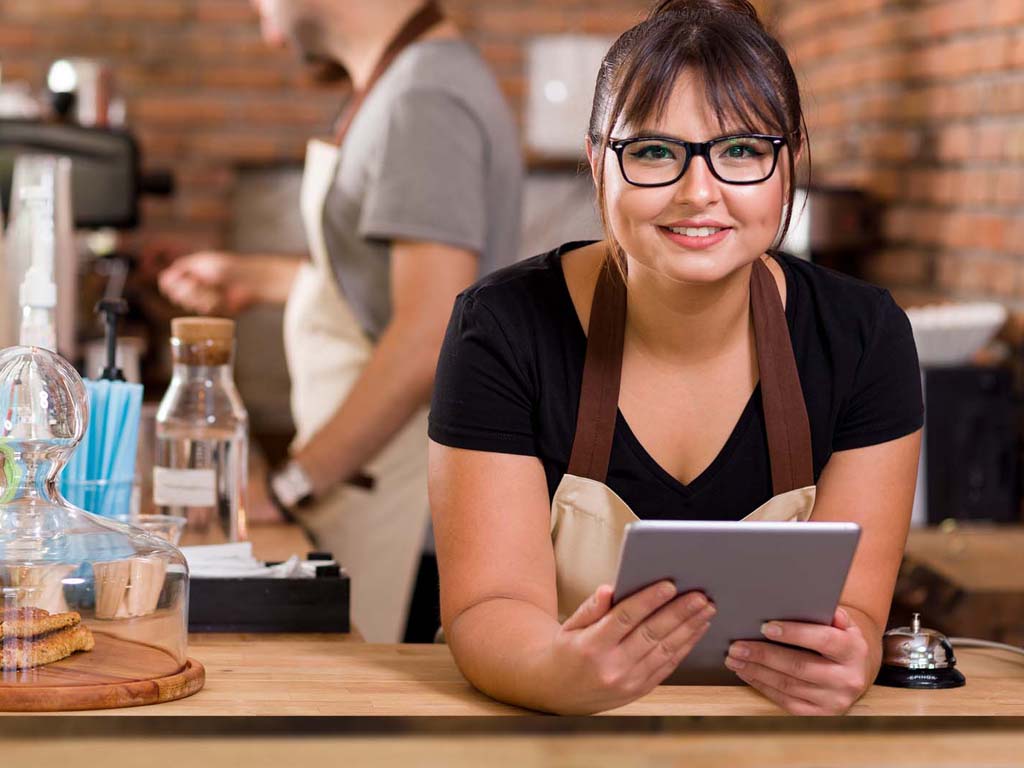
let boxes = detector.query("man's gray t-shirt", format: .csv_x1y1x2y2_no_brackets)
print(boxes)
322,39,524,340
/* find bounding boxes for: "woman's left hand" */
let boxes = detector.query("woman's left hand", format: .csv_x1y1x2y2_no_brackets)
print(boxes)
725,607,874,715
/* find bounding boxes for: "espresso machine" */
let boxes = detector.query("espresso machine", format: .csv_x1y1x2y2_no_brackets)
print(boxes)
0,59,173,361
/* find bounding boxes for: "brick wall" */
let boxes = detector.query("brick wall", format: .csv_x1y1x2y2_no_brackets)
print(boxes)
0,0,655,259
773,0,1024,304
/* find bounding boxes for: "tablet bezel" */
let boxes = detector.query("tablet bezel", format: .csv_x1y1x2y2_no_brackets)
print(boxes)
611,520,861,685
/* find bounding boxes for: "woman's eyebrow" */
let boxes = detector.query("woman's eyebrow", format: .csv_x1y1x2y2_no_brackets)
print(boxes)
623,128,754,141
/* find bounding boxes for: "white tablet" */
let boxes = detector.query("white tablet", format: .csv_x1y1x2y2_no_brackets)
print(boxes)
612,520,861,685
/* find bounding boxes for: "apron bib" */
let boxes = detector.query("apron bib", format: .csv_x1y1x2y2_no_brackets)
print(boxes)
282,2,444,642
550,257,816,621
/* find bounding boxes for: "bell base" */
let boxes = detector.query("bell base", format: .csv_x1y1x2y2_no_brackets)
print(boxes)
875,664,966,689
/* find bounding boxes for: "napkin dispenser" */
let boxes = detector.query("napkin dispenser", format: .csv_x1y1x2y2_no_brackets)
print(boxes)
185,546,350,633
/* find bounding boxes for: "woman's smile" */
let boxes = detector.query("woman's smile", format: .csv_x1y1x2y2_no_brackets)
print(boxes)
657,223,733,250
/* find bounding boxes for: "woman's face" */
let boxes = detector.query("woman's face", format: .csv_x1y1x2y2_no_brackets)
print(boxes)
593,71,790,285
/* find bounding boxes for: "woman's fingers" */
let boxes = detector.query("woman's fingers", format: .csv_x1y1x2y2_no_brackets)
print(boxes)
758,618,860,664
727,640,835,686
638,613,713,687
727,657,835,708
735,672,826,716
590,581,679,646
619,591,713,662
561,584,614,631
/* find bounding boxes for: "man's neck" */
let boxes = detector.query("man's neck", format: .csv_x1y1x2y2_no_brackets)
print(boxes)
321,3,459,90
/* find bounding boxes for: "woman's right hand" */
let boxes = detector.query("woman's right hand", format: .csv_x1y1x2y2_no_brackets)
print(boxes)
546,581,715,714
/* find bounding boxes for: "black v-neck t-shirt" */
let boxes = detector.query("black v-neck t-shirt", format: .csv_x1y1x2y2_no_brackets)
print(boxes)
428,242,924,521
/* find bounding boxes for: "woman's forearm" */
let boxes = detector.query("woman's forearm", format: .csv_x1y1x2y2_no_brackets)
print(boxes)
446,597,572,713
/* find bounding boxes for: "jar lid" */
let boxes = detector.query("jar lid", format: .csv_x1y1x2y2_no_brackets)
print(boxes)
171,317,235,344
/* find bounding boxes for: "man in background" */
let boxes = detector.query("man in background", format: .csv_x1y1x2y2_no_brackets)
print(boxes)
160,0,523,642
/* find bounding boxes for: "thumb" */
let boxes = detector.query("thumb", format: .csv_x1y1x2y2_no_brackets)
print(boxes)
562,585,614,631
833,606,859,633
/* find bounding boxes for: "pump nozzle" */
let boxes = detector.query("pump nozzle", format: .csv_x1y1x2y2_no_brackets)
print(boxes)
96,299,129,381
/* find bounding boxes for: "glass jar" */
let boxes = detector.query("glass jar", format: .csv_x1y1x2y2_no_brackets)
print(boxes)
154,318,249,542
0,346,188,682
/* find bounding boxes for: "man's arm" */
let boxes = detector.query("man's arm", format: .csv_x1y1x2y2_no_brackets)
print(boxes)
159,252,302,315
292,239,478,495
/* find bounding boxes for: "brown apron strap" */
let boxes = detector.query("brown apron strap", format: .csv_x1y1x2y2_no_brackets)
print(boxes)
750,258,814,493
566,259,627,481
566,256,813,495
331,1,444,145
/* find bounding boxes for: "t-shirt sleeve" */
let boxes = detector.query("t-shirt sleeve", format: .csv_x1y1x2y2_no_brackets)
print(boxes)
357,88,487,253
428,292,538,456
832,291,924,451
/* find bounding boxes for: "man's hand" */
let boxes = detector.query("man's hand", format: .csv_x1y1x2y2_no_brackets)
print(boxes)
158,252,300,315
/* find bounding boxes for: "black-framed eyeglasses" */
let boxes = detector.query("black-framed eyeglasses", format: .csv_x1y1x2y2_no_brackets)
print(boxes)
607,133,786,187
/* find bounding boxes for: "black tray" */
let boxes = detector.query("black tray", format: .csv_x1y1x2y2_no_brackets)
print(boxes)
188,559,350,633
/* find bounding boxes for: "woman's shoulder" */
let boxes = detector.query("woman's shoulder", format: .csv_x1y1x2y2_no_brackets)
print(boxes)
458,241,591,320
775,251,903,338
776,251,889,302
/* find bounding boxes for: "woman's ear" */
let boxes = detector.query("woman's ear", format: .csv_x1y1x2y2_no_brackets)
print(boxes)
585,135,600,186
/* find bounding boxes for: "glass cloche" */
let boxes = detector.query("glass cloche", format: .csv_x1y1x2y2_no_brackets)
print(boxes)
0,346,188,686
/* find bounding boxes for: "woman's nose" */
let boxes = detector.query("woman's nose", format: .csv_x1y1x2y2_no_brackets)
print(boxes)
671,155,721,208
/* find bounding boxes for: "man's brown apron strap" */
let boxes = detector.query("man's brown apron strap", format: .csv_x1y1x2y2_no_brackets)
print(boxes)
331,1,444,146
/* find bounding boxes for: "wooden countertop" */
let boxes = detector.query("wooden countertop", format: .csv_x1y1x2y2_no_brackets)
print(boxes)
96,522,1019,718
67,634,1019,717
7,731,1024,768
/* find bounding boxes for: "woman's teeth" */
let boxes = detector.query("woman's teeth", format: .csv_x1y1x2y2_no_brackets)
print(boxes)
666,226,726,237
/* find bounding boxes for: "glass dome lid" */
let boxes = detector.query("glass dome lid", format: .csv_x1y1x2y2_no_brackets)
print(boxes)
0,346,188,685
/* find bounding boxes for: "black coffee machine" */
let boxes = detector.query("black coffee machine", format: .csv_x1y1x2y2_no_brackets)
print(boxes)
0,118,171,228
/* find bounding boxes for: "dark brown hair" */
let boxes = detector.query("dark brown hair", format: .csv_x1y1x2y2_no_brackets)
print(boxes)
588,0,808,269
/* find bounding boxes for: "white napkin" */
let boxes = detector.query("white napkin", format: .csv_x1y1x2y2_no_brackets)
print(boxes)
180,542,310,579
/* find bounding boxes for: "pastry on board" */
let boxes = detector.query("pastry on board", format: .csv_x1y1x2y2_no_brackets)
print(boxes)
0,607,95,670
0,606,81,639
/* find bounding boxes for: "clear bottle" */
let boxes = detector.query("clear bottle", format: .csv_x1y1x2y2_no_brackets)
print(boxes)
154,318,249,542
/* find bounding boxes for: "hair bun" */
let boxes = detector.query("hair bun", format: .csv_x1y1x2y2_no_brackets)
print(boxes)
649,0,764,28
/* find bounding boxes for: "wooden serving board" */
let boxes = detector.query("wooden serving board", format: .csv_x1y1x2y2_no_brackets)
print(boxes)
0,631,204,711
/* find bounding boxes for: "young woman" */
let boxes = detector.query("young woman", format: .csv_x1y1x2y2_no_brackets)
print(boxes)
428,0,922,715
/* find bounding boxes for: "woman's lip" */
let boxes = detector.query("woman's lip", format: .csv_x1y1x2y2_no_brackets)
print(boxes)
658,225,732,250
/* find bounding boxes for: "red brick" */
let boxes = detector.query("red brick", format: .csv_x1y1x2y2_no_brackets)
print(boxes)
988,0,1024,26
983,258,1018,297
936,124,973,162
236,99,333,126
3,0,93,21
189,132,282,162
196,1,258,25
995,170,1024,205
864,248,931,286
944,212,1007,251
95,0,189,23
920,0,988,39
198,66,289,89
132,96,231,125
0,23,41,49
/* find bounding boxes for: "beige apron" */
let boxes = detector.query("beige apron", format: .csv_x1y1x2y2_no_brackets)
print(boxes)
282,3,443,643
550,258,817,621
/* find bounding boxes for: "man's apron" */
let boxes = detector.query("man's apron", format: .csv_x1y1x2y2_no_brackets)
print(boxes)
282,3,443,643
549,257,817,621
